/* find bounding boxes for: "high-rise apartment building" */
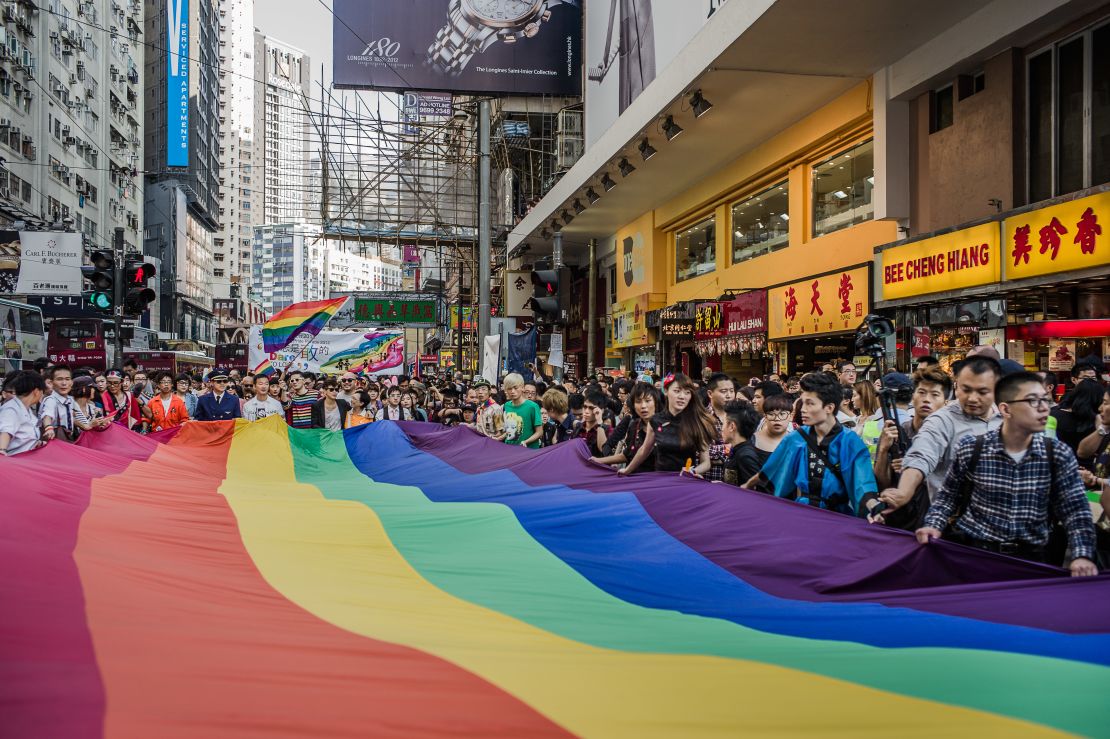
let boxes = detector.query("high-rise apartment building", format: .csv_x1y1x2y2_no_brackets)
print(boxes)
252,32,310,226
213,0,253,301
251,222,326,315
326,243,402,296
143,0,221,342
0,0,143,253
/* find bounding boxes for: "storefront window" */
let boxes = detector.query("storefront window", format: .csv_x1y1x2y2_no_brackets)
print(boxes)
731,181,788,264
675,216,716,283
813,139,874,237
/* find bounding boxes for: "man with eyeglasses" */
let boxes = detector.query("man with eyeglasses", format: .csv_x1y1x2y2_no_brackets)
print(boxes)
835,361,857,387
916,371,1097,576
193,368,242,421
336,373,358,404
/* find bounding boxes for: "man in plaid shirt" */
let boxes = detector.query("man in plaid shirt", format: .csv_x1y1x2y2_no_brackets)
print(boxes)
704,373,737,482
917,371,1098,576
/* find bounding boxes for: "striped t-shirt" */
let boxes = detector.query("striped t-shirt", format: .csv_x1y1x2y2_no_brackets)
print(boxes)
287,393,316,429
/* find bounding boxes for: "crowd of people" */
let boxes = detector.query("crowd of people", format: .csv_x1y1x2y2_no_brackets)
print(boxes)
2,346,1107,576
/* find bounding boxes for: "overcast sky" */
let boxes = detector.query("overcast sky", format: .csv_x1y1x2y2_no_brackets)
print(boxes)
255,0,334,89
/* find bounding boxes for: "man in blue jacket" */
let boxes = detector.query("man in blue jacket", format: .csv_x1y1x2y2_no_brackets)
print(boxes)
751,371,881,518
193,367,242,421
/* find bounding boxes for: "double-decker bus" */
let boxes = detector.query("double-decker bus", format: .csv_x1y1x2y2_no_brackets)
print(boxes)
46,318,119,370
122,350,214,378
215,343,249,373
0,297,46,372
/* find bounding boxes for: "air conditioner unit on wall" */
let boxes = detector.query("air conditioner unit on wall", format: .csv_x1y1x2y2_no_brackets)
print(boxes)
557,109,583,136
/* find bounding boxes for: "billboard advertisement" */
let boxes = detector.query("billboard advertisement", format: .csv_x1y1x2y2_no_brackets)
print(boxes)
332,0,582,95
14,231,83,296
166,0,190,167
585,0,720,146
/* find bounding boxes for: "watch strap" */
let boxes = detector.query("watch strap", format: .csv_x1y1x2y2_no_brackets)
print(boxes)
428,1,496,76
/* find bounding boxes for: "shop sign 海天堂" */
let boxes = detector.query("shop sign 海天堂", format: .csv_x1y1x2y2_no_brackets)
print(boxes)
879,222,1000,300
767,266,870,340
1005,190,1108,281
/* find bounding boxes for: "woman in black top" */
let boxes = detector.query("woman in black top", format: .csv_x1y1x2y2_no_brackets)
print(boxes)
621,373,715,476
1051,379,1103,453
753,392,795,466
592,382,661,472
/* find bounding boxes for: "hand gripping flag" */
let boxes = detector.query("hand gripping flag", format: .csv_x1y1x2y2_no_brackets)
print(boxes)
261,297,348,353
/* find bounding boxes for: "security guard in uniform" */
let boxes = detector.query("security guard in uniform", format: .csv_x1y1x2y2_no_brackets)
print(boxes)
193,367,242,421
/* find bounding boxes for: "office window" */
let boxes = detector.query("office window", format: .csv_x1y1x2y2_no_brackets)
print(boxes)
812,139,874,237
930,85,954,132
1027,21,1110,201
732,181,788,264
675,216,716,283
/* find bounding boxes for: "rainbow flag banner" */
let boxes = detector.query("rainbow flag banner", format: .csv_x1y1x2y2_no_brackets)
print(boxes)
3,418,1109,737
250,356,276,377
261,297,348,353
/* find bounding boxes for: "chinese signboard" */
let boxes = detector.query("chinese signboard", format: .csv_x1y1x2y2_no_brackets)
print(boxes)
504,270,531,317
354,297,437,324
1004,190,1108,281
767,266,870,340
694,292,766,341
450,305,476,331
660,318,694,339
693,302,725,340
724,292,766,336
15,231,82,296
879,222,1000,300
611,294,661,349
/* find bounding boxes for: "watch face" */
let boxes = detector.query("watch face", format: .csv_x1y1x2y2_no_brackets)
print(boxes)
463,0,542,26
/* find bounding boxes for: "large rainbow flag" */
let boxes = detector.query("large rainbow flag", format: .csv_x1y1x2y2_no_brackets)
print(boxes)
261,297,348,353
3,417,1109,737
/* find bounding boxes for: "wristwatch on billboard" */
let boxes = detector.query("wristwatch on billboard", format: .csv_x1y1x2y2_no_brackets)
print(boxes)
427,0,574,76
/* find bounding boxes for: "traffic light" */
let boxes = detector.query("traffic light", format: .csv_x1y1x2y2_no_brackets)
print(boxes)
81,249,115,314
527,266,570,325
122,257,156,316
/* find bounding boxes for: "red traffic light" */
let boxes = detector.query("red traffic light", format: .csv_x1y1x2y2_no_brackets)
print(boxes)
125,260,156,285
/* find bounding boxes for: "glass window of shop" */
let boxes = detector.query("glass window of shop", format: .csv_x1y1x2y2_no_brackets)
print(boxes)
675,216,716,283
731,181,788,264
812,139,874,237
1027,20,1110,202
897,300,1005,372
1007,291,1110,381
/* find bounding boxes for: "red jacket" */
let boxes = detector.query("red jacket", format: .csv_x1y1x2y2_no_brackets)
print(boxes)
146,393,190,431
101,390,142,429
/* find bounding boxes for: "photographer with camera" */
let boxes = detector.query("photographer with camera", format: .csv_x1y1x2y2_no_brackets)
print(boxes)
872,368,950,529
879,357,1003,514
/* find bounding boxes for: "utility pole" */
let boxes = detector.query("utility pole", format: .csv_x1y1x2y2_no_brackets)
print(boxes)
477,99,491,367
587,238,597,376
455,260,463,373
112,226,124,367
